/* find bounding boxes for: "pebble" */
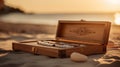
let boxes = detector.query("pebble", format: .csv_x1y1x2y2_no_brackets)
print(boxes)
70,52,88,62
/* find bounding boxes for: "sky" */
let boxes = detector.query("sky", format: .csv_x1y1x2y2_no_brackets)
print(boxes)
4,0,120,14
1,0,120,25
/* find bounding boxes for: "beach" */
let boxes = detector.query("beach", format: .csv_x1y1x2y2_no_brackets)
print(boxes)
0,22,120,67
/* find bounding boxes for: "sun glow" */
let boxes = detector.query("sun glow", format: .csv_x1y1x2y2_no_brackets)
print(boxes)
4,0,120,14
107,0,120,4
114,13,120,25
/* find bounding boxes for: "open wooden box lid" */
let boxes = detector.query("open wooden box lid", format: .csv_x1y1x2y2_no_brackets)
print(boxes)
56,20,111,45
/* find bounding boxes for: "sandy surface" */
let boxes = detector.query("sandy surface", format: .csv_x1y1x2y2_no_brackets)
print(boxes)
0,33,120,67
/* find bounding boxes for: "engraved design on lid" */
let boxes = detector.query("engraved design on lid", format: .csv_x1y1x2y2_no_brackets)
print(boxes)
69,27,95,36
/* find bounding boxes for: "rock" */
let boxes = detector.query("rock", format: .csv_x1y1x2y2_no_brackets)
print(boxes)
70,52,88,62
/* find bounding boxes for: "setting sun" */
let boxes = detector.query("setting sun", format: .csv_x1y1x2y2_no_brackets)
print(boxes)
115,13,120,25
106,0,120,4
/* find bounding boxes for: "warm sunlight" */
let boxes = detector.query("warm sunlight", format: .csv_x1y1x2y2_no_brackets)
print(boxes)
115,13,120,25
106,0,120,4
1,0,120,67
4,0,120,14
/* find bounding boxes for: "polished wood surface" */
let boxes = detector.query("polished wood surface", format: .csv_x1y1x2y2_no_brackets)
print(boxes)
12,20,111,58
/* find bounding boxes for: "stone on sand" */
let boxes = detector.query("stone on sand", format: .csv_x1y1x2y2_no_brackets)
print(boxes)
70,52,88,62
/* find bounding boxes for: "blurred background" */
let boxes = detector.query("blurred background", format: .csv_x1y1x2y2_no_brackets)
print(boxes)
0,0,117,25
0,0,120,42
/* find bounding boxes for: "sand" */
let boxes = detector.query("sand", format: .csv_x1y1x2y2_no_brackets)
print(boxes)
0,32,120,67
0,22,120,67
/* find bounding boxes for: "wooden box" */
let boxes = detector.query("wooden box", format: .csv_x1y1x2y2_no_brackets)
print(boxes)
12,20,111,58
